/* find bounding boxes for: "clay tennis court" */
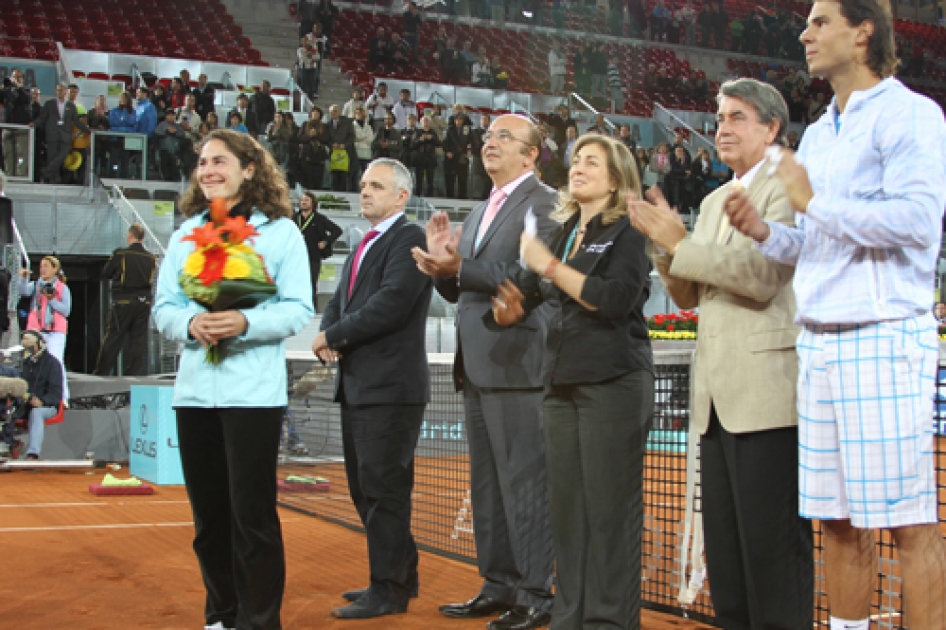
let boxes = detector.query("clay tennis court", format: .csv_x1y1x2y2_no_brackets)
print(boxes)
0,469,715,629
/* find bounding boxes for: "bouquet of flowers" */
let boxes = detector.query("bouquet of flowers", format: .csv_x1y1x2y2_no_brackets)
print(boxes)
179,198,277,364
648,310,698,341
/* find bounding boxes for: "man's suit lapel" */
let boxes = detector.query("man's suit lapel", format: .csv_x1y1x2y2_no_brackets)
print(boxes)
717,159,771,247
474,174,537,256
346,215,405,308
464,201,488,257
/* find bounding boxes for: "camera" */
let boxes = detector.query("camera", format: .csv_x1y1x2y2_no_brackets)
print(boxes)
39,281,56,298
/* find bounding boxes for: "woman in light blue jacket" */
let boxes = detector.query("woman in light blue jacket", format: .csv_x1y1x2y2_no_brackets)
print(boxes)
107,91,137,177
153,129,313,630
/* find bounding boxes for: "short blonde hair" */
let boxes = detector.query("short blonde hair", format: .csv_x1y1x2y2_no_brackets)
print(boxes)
551,135,641,227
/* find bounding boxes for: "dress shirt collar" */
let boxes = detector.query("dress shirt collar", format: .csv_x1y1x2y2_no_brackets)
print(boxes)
491,170,534,200
367,211,403,236
734,156,765,190
827,77,896,129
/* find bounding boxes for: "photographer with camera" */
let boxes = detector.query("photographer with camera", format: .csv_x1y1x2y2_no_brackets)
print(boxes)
18,256,70,403
1,69,33,178
18,330,63,460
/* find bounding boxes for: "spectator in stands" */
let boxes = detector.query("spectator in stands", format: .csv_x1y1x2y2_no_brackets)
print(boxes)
306,24,328,97
341,88,365,119
534,123,561,187
87,95,110,178
698,1,714,47
650,0,670,41
459,41,477,80
547,104,576,148
440,37,462,84
135,87,157,139
806,91,826,125
266,111,293,169
705,148,730,189
643,63,659,93
635,147,648,181
665,144,693,211
429,106,448,196
169,78,187,111
177,95,201,175
30,87,42,122
691,71,709,100
469,114,490,200
193,74,215,122
618,124,636,154
19,256,71,402
443,113,473,199
549,41,567,95
672,132,691,160
230,95,251,128
151,84,169,120
714,2,729,51
411,116,441,197
471,54,493,88
743,9,764,56
935,302,946,324
448,104,472,130
561,124,578,168
587,113,610,136
590,43,608,100
352,105,375,181
1,68,32,178
368,26,389,73
371,113,403,161
228,112,249,134
249,81,276,138
648,142,672,192
403,1,422,61
205,111,219,131
366,82,395,131
607,55,624,113
788,88,806,123
107,92,136,178
315,0,339,58
155,109,186,181
179,70,193,94
298,37,320,100
656,66,675,94
725,14,744,52
67,84,85,115
294,190,342,307
153,130,312,630
679,1,697,45
392,89,418,130
18,330,62,461
388,33,411,73
33,84,89,185
786,130,800,151
492,59,509,90
299,106,330,190
326,104,355,192
573,42,592,95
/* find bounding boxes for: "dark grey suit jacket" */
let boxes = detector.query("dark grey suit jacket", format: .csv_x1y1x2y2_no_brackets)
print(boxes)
434,173,558,390
35,99,89,143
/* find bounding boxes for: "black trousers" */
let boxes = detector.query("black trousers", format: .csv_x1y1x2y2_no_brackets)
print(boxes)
176,407,285,630
543,370,654,630
444,160,468,199
43,136,70,183
93,297,151,376
463,379,554,611
341,403,424,606
414,159,436,196
700,408,814,630
331,169,348,192
308,257,321,313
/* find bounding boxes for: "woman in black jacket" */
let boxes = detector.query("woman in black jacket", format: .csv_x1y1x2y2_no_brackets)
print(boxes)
298,106,330,190
411,116,441,197
489,134,654,630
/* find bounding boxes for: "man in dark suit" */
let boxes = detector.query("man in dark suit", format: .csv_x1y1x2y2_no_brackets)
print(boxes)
313,158,432,620
412,114,557,630
247,80,275,137
31,83,89,184
294,190,343,308
443,114,473,199
193,73,216,122
326,104,356,192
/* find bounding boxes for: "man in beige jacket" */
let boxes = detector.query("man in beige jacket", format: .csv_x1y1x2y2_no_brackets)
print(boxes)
631,78,813,629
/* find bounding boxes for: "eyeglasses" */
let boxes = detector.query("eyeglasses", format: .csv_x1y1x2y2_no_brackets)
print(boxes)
482,130,532,146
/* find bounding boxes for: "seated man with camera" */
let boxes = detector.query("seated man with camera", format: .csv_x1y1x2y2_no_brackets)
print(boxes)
18,330,62,460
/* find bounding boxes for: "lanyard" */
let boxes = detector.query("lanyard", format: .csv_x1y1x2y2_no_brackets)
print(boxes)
298,212,315,233
562,223,581,262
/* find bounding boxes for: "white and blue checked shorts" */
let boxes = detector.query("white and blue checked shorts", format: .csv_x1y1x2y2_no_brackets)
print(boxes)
796,314,939,529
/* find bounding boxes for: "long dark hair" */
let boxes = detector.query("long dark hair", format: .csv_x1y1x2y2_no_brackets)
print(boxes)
179,129,292,220
836,0,898,78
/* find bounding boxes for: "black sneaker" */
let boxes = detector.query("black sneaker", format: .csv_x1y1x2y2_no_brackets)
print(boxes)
26,453,38,460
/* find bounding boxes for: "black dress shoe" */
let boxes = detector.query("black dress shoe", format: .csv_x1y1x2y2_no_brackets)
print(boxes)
439,594,512,619
342,584,419,602
487,607,552,630
330,593,408,619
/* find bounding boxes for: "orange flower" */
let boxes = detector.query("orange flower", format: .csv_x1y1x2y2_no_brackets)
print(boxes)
198,245,229,286
219,216,259,244
210,197,229,226
182,222,224,248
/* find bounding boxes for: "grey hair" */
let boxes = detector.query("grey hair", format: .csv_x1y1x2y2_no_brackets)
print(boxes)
368,158,414,196
716,78,789,146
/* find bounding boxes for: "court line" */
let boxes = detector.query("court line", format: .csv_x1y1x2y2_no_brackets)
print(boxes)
0,500,191,508
0,518,299,533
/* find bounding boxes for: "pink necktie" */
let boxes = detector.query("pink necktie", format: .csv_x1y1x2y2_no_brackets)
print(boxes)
348,229,379,298
475,189,507,249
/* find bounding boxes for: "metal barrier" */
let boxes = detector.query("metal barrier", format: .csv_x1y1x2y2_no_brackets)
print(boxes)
90,131,150,181
278,350,946,627
0,123,36,183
